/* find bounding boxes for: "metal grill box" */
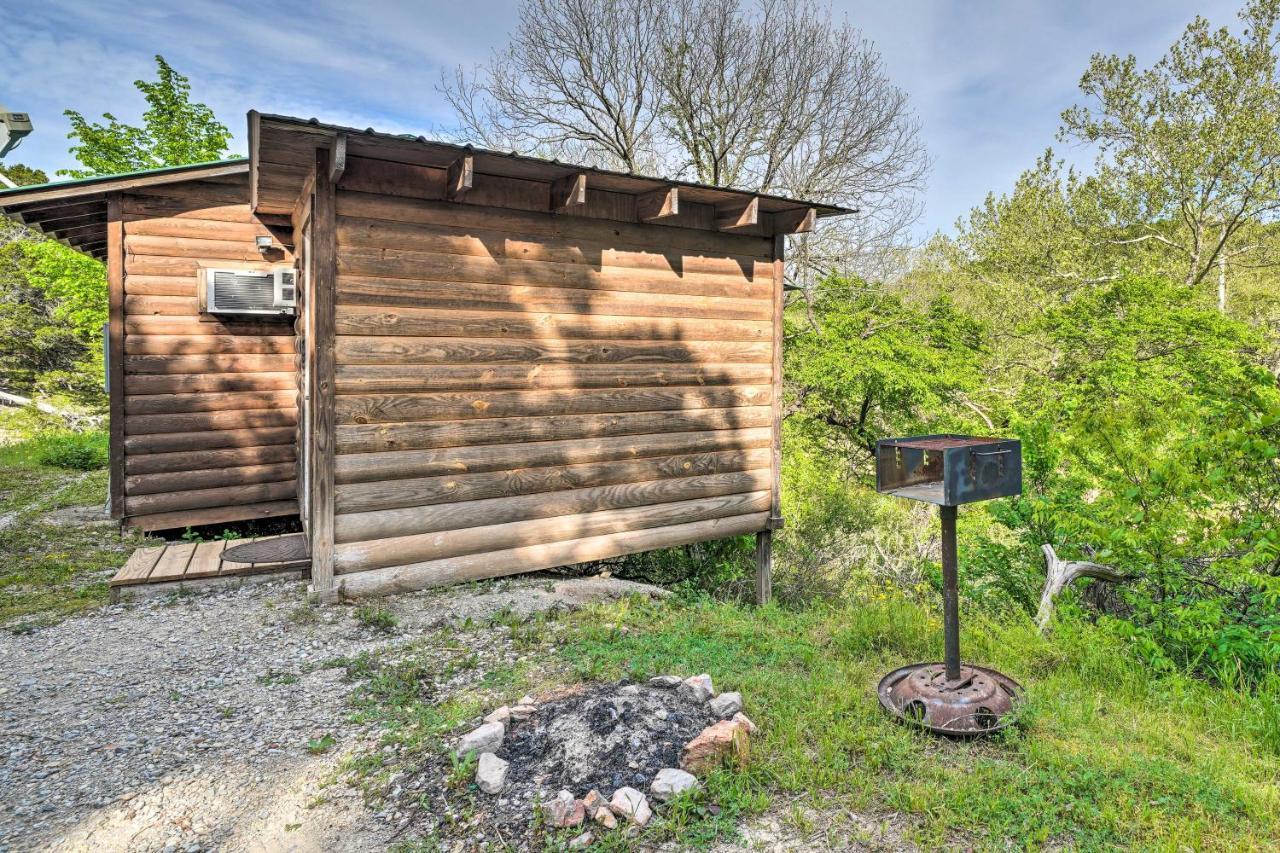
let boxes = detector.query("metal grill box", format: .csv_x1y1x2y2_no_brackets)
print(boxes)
875,434,1022,506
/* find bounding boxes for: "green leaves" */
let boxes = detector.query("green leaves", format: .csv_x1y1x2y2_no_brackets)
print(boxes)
784,277,988,460
60,55,234,178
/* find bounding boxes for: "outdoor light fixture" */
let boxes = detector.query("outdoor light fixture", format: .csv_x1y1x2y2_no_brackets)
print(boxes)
874,434,1025,735
255,235,274,251
0,107,33,158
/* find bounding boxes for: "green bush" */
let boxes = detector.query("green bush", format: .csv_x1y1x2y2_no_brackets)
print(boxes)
32,430,108,470
605,535,755,598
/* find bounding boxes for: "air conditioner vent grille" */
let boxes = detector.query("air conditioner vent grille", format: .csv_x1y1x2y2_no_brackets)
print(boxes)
211,270,276,312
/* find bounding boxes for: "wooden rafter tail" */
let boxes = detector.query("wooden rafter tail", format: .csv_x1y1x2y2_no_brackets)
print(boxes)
636,186,679,221
716,196,759,232
446,154,474,201
773,207,816,235
248,109,261,212
551,172,587,212
328,133,348,184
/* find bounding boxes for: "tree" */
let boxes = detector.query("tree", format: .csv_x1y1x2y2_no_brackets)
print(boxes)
442,0,927,279
1059,0,1280,311
0,163,49,186
995,275,1280,682
61,55,234,177
0,222,106,406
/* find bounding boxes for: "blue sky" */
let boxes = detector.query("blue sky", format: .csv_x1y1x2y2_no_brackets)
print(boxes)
2,0,1244,239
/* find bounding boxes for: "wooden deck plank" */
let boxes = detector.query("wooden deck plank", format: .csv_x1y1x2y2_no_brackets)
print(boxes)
111,545,166,586
185,540,228,579
113,535,307,589
149,542,197,581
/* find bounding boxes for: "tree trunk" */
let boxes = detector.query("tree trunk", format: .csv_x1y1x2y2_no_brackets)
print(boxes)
1036,544,1130,632
1218,254,1227,313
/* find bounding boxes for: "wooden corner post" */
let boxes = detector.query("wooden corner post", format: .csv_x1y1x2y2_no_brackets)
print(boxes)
106,192,125,520
757,233,786,605
309,148,338,600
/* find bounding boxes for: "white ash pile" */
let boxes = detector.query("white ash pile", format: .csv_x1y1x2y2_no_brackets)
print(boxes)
449,674,757,846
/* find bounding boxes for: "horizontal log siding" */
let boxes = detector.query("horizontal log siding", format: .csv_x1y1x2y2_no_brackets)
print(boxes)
120,179,299,530
331,189,775,581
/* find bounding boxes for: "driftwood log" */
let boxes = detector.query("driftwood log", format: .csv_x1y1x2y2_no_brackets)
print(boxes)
1036,543,1130,631
0,390,103,428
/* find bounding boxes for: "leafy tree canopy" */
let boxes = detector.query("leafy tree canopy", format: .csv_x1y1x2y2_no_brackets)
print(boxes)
0,163,49,186
60,55,235,178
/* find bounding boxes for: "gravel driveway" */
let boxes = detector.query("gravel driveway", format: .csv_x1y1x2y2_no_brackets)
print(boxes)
0,574,662,852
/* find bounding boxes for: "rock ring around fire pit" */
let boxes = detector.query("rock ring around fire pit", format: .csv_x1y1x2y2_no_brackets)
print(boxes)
877,662,1023,736
444,675,757,845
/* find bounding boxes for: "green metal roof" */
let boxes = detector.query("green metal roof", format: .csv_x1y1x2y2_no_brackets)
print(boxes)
0,157,245,197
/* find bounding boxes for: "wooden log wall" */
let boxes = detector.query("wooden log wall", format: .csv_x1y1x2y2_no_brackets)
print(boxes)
326,177,777,591
119,174,299,530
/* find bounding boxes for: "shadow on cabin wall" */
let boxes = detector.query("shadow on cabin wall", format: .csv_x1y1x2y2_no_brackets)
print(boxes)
322,160,777,595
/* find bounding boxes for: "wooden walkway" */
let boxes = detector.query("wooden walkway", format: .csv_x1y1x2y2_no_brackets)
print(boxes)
110,535,309,588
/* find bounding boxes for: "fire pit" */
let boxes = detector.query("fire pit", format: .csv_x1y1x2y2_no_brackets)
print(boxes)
875,434,1025,736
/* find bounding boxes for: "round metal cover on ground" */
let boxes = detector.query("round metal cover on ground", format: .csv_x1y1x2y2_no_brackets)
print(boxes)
877,662,1023,736
221,533,310,566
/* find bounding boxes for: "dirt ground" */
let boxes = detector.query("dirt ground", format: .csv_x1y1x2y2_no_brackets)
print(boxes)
0,574,671,852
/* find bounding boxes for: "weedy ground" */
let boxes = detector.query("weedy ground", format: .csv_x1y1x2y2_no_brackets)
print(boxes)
3,435,1277,850
0,439,157,630
344,594,1280,851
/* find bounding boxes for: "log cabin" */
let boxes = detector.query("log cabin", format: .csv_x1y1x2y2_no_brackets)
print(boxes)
0,112,850,601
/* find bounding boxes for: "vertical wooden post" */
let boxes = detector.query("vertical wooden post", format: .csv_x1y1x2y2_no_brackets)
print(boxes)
756,232,787,605
754,530,773,605
308,149,338,600
105,192,125,520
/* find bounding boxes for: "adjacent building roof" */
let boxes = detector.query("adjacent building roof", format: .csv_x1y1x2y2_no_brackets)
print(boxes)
0,160,248,259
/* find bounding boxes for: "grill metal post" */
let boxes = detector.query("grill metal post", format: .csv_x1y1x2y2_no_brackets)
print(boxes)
940,504,961,681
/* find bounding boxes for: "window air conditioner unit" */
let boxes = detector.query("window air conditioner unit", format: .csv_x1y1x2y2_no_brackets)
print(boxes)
205,268,297,316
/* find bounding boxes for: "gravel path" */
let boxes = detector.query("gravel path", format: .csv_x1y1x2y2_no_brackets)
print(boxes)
0,574,663,852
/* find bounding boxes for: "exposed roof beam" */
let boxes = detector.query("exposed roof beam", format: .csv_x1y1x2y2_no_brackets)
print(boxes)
329,134,348,184
773,207,816,235
636,186,678,221
551,172,587,212
716,196,759,232
248,110,261,213
447,154,474,201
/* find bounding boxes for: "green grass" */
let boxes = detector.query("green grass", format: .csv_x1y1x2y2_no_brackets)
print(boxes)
0,437,155,629
353,604,399,632
551,593,1280,850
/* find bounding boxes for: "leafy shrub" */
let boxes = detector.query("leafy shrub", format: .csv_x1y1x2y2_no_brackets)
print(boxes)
604,535,755,598
33,430,108,470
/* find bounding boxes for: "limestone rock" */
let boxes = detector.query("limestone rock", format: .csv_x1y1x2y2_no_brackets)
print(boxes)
592,806,617,829
608,786,652,826
510,703,537,721
581,789,606,812
542,789,585,828
569,831,594,848
519,694,536,706
475,752,508,794
732,711,758,734
709,691,742,718
618,684,640,696
647,675,683,688
456,721,504,758
677,673,714,703
483,705,511,725
650,767,701,802
680,719,749,774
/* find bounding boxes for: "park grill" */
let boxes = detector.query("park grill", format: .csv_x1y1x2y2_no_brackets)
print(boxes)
875,435,1025,735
